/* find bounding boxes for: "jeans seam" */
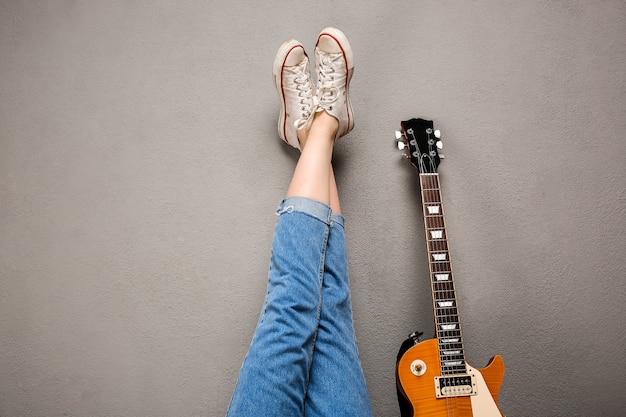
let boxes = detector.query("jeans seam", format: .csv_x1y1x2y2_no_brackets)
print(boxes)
303,220,329,402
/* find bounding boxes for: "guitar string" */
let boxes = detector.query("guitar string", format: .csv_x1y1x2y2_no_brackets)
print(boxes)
431,174,457,417
424,174,460,417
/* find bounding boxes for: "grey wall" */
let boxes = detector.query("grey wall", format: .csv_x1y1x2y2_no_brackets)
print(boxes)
1,1,625,416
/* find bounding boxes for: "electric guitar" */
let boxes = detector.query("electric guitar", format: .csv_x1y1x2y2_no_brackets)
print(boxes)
395,118,505,417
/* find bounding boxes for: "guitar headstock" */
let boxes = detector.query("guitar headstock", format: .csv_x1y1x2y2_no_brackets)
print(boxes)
395,118,443,173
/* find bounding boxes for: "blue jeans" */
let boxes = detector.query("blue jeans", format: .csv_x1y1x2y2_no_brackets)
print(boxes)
226,197,373,417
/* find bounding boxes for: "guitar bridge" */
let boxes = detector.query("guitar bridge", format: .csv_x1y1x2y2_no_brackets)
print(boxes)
434,374,477,398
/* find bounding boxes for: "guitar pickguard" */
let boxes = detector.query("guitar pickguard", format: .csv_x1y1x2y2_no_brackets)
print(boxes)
467,364,504,417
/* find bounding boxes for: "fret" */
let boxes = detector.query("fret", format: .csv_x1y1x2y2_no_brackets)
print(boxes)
438,333,462,340
438,333,462,341
437,319,460,326
433,290,456,298
428,237,446,247
436,316,459,324
441,364,466,374
435,311,459,317
440,346,463,356
432,286,455,292
437,328,461,335
437,314,460,322
421,193,441,204
422,194,441,203
440,349,464,356
432,283,454,290
441,358,465,365
436,310,458,315
439,343,463,350
437,318,460,325
432,284,455,291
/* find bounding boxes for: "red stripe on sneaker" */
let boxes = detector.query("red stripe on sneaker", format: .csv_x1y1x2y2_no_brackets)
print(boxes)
280,44,306,145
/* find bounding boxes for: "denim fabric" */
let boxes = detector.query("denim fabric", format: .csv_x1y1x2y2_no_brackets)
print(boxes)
226,197,373,417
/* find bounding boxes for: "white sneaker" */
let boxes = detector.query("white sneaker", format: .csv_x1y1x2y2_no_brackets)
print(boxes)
314,27,355,140
272,40,316,150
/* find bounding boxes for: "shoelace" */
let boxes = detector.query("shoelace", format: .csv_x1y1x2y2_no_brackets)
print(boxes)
293,94,318,131
316,54,341,111
286,62,317,132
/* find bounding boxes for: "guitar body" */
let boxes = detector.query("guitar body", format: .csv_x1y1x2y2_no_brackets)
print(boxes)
397,339,505,417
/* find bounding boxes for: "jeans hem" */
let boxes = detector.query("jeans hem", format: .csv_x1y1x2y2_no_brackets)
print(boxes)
276,197,343,228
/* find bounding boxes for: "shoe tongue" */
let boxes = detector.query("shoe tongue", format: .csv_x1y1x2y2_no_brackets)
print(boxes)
317,35,342,54
284,47,306,67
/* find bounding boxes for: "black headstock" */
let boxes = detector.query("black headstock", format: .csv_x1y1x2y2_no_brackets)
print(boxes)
395,118,443,174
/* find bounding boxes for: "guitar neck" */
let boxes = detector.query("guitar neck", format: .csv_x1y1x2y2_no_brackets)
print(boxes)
419,173,467,375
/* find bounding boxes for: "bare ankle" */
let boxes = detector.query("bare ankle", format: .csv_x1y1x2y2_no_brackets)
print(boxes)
296,128,310,150
311,111,339,138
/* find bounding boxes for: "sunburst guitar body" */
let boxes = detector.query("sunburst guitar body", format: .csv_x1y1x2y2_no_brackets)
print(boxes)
394,118,505,417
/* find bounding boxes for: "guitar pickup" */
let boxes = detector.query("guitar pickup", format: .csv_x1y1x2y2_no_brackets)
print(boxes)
434,374,477,398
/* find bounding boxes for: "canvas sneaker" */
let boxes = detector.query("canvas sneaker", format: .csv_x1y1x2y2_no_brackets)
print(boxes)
314,27,355,140
272,40,317,150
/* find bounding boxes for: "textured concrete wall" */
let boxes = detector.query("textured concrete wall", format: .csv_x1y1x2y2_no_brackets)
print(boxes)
1,1,625,416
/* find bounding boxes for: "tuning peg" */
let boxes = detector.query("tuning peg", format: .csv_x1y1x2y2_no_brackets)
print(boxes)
395,130,407,151
436,140,443,150
439,153,445,159
434,129,441,139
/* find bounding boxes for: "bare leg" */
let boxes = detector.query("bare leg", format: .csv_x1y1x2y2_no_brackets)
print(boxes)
286,111,339,206
329,165,341,215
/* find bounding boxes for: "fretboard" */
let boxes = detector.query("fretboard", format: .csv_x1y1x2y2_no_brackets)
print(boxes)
419,173,467,375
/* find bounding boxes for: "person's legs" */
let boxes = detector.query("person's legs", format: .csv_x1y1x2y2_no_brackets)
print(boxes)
287,111,337,205
227,28,372,416
226,40,340,417
304,210,374,417
329,165,342,214
225,196,332,417
303,28,373,416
